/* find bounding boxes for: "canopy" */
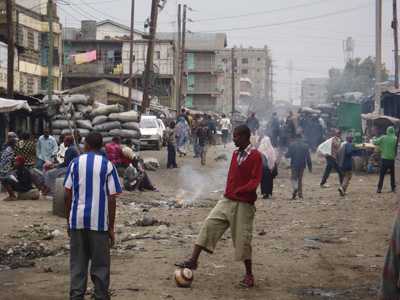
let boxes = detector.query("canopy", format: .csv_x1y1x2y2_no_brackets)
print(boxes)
0,98,32,113
361,113,400,126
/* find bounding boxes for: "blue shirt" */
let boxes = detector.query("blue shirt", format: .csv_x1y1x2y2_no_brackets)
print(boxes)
64,152,122,231
36,135,58,162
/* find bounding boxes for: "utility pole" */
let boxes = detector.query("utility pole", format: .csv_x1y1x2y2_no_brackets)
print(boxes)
47,0,54,103
288,60,293,104
393,0,399,89
176,4,181,111
128,0,135,110
178,4,187,110
375,0,383,113
6,0,14,98
270,64,274,104
231,47,235,114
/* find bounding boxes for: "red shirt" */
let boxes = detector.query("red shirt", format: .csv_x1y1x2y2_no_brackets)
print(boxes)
224,146,263,205
105,142,123,165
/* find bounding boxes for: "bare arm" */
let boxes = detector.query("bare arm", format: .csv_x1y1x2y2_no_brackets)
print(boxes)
65,188,72,235
108,195,117,246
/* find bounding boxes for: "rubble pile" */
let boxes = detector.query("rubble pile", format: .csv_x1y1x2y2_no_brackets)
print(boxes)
44,94,140,143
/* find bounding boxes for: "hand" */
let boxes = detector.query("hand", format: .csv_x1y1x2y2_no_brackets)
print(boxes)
108,230,115,247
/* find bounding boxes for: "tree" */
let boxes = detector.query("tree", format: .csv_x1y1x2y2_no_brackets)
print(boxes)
327,57,389,100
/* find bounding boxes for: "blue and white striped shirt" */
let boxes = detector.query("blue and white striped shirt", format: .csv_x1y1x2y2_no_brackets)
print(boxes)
64,152,122,231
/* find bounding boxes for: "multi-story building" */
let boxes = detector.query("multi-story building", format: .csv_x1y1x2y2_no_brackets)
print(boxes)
216,46,272,114
0,0,62,95
63,20,175,108
301,78,329,107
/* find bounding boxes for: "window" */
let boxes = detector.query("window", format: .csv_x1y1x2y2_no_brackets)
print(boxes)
155,51,161,59
241,58,248,64
257,57,261,61
241,69,248,75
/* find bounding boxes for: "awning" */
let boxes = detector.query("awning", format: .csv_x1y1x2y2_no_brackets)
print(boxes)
0,98,32,113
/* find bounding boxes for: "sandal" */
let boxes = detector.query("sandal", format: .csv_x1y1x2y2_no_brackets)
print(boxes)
239,274,254,288
174,259,198,270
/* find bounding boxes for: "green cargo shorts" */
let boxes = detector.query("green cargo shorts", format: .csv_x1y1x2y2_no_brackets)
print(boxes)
196,197,256,261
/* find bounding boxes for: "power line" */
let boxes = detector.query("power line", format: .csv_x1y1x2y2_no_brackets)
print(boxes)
192,0,329,22
198,3,372,33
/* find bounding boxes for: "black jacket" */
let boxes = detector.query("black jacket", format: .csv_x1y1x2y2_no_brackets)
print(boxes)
286,139,312,171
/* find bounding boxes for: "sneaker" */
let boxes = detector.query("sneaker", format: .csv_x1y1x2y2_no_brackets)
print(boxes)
377,190,382,194
320,184,330,188
239,274,255,288
291,190,298,200
338,187,345,197
175,259,198,270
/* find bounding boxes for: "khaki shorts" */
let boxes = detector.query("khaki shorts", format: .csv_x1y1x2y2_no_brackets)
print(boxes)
196,197,256,261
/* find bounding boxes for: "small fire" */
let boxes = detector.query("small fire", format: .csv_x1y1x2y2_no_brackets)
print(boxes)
175,189,193,207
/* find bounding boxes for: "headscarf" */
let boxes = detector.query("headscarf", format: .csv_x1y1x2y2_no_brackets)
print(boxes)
258,136,277,170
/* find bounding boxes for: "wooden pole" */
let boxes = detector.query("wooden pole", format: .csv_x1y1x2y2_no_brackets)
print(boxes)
179,4,187,110
128,0,135,110
375,0,383,113
141,0,159,114
393,0,399,89
6,0,14,99
47,0,54,103
231,47,235,114
176,4,181,111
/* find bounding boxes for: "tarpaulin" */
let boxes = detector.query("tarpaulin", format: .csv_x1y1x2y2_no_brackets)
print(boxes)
72,50,97,65
0,98,31,113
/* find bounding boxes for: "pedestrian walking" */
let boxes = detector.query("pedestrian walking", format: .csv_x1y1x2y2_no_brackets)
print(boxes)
269,112,280,147
258,135,278,199
337,135,361,196
374,126,397,193
246,112,260,135
197,120,211,166
164,121,178,168
64,132,122,300
175,125,263,288
176,117,190,157
286,133,312,200
320,129,343,188
36,129,58,170
220,113,232,147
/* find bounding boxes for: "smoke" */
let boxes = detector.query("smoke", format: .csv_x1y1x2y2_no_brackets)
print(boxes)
176,160,229,206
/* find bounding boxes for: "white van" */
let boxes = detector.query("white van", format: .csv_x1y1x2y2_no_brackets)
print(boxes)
139,115,165,150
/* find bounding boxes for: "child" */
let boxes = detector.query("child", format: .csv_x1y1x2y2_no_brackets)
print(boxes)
164,121,178,168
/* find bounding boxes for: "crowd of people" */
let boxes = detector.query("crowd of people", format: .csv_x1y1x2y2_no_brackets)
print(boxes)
2,108,400,298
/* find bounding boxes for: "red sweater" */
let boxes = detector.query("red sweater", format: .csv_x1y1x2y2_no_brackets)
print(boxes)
224,149,263,205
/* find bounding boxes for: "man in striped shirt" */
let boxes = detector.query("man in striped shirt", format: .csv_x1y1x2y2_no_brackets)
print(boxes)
64,132,122,300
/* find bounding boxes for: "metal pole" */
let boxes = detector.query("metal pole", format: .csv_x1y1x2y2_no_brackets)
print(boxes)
393,0,399,89
375,0,383,113
128,0,135,110
6,0,14,99
176,4,181,111
48,0,54,103
231,47,235,114
141,0,159,114
179,4,187,110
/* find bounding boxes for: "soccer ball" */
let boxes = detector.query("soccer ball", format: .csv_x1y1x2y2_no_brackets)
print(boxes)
174,268,194,288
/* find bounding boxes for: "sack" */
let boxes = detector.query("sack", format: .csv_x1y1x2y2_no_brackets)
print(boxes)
52,129,62,135
99,131,111,137
73,111,84,120
52,120,73,129
63,94,89,105
76,104,92,114
317,138,333,156
90,104,123,117
75,128,90,137
109,129,139,139
94,121,121,131
76,120,93,130
108,111,139,122
121,122,140,131
61,128,73,135
103,136,113,144
92,115,108,126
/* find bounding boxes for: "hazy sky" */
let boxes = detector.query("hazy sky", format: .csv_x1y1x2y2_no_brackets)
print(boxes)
58,0,395,102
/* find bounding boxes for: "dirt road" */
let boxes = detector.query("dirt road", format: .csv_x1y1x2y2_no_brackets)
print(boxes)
0,145,397,299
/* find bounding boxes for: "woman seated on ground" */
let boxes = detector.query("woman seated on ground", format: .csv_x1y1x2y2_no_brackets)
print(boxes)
2,156,38,201
123,152,158,192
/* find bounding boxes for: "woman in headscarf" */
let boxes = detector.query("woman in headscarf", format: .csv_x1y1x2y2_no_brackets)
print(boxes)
258,135,278,199
175,116,190,157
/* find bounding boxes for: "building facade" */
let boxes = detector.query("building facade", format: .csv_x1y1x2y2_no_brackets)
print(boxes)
63,20,175,108
301,78,329,107
0,0,62,95
216,46,272,114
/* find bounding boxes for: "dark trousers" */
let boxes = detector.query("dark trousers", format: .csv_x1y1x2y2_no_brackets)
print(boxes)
261,166,274,196
291,167,304,197
167,144,177,168
321,156,343,185
378,159,396,191
70,230,110,300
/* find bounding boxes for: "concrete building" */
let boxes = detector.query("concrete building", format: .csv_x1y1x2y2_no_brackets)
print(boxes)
301,78,329,107
0,0,62,95
63,20,175,108
216,46,272,114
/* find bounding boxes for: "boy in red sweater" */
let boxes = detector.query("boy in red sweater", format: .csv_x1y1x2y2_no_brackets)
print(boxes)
176,125,263,288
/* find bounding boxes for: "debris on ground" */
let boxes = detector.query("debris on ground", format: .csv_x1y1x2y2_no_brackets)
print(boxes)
143,158,160,171
134,215,170,227
214,154,228,161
